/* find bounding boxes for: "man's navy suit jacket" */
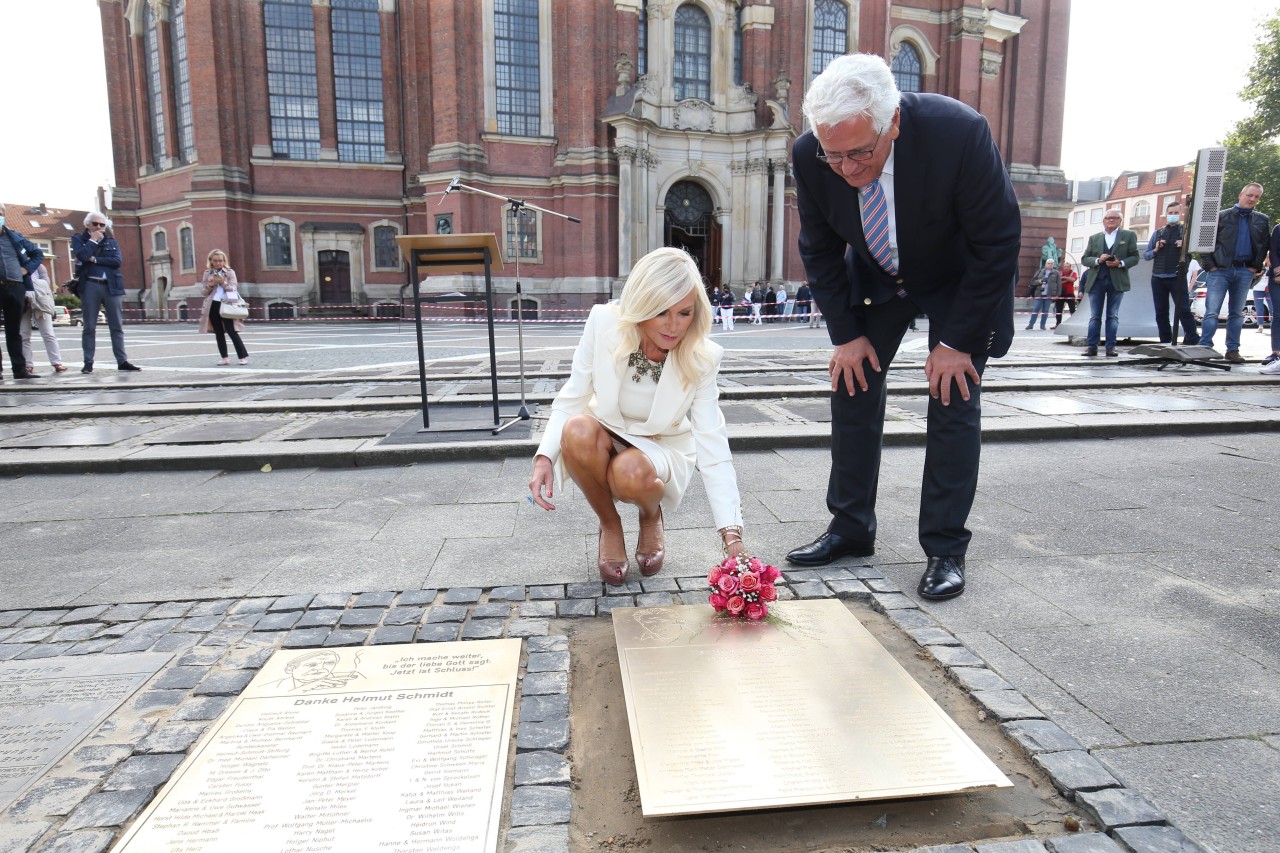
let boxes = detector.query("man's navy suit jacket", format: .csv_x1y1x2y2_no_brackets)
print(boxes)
793,92,1021,358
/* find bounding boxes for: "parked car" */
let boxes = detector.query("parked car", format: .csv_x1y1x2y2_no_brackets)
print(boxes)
68,308,84,326
51,305,73,326
1190,285,1257,329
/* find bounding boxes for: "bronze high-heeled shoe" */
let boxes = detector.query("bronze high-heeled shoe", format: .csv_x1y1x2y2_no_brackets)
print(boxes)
636,507,665,576
598,527,629,585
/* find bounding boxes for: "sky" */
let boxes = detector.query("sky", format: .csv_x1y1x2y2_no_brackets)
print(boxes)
6,0,1279,212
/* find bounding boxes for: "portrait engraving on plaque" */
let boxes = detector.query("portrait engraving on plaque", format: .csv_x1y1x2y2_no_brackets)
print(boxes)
612,600,1012,816
113,639,521,853
0,653,172,813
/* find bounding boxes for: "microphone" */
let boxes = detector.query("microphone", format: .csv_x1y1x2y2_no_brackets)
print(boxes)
438,176,461,206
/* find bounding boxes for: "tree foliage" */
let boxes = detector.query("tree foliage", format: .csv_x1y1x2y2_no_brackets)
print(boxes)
1233,12,1280,144
1221,9,1280,222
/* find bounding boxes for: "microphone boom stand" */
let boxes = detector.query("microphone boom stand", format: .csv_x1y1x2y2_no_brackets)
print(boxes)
442,180,582,433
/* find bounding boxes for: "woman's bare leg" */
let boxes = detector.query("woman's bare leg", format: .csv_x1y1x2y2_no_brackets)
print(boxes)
560,415,626,561
609,449,665,571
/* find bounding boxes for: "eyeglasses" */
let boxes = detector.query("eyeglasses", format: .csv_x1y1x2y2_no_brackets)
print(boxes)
89,222,106,227
816,128,884,166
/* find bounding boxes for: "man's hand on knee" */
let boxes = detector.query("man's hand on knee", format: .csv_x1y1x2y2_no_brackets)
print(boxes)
830,337,879,395
925,345,979,406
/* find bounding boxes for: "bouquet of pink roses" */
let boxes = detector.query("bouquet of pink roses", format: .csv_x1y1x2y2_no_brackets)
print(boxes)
708,553,781,620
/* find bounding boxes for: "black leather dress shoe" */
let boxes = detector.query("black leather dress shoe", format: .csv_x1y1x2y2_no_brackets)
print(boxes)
12,370,38,379
918,556,966,600
786,532,874,566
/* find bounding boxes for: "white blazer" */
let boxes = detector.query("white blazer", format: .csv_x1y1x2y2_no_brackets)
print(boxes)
535,303,743,530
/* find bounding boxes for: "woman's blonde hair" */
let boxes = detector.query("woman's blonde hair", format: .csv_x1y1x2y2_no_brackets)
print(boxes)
612,247,713,386
206,248,229,269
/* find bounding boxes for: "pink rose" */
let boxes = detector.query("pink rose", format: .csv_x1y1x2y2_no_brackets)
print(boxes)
726,594,745,615
708,567,723,586
761,564,781,583
709,593,727,610
719,556,738,571
748,557,764,572
717,574,740,595
739,572,760,593
746,602,765,620
758,583,778,602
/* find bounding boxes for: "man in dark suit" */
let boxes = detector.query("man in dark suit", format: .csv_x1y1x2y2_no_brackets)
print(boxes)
0,216,45,379
786,54,1020,601
1080,211,1141,357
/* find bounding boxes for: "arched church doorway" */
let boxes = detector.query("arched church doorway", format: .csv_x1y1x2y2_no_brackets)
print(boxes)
663,180,720,291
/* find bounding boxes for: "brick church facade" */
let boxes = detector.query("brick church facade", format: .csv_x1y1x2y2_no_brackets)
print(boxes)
100,0,1071,320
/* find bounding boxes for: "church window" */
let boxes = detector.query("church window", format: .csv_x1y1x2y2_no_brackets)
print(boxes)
494,0,541,136
171,0,195,162
264,0,321,160
811,0,848,77
265,222,294,267
143,3,167,167
333,0,386,163
673,4,711,101
892,43,923,93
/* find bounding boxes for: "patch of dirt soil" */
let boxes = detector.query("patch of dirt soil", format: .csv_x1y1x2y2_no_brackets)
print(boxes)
558,602,1090,853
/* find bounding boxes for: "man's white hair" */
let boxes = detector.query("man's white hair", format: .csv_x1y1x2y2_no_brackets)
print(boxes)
803,53,900,133
83,211,112,228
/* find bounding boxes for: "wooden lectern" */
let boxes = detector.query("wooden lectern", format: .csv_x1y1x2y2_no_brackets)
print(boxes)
396,233,506,431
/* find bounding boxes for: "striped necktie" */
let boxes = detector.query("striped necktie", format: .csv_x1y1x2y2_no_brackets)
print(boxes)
861,178,897,275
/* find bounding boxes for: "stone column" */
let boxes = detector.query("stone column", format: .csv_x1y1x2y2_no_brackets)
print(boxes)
771,160,786,281
717,211,732,286
616,146,636,276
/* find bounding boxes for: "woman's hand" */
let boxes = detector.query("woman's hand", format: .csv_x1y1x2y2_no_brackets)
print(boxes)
529,455,556,510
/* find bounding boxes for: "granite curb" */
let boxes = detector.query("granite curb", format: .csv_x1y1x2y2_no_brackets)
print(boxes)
1,411,1278,477
0,570,1214,853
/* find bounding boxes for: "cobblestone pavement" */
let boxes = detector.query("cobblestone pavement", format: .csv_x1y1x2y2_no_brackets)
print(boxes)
0,571,1205,853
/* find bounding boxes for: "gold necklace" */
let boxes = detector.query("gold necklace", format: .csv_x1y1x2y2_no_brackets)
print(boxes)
628,349,663,383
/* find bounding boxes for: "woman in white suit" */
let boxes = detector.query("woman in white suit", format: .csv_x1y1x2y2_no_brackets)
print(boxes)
528,248,746,585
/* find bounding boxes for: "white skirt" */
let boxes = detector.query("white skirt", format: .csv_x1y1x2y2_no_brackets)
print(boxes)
602,422,695,516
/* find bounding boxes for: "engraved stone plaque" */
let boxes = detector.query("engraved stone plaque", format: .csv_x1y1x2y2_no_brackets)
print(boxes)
612,600,1012,816
0,652,172,812
113,640,521,853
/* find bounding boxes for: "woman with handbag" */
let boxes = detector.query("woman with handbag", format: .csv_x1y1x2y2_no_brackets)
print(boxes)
198,249,249,364
20,265,67,373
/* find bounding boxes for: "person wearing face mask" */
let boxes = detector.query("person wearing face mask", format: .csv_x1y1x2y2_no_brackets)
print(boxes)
527,248,746,585
0,212,45,379
1142,201,1198,345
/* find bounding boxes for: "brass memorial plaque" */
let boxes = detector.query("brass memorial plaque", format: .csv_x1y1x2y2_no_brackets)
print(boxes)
612,600,1012,816
112,640,521,853
0,653,172,813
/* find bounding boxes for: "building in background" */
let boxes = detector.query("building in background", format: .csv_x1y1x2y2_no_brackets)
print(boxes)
100,0,1072,320
0,201,90,288
1066,165,1191,266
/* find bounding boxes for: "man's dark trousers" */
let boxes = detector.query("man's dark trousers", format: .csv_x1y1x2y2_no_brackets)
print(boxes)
828,295,985,557
1,281,28,374
1150,273,1198,344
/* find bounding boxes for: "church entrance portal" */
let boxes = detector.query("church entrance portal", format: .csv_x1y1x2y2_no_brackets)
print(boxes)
663,181,720,292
